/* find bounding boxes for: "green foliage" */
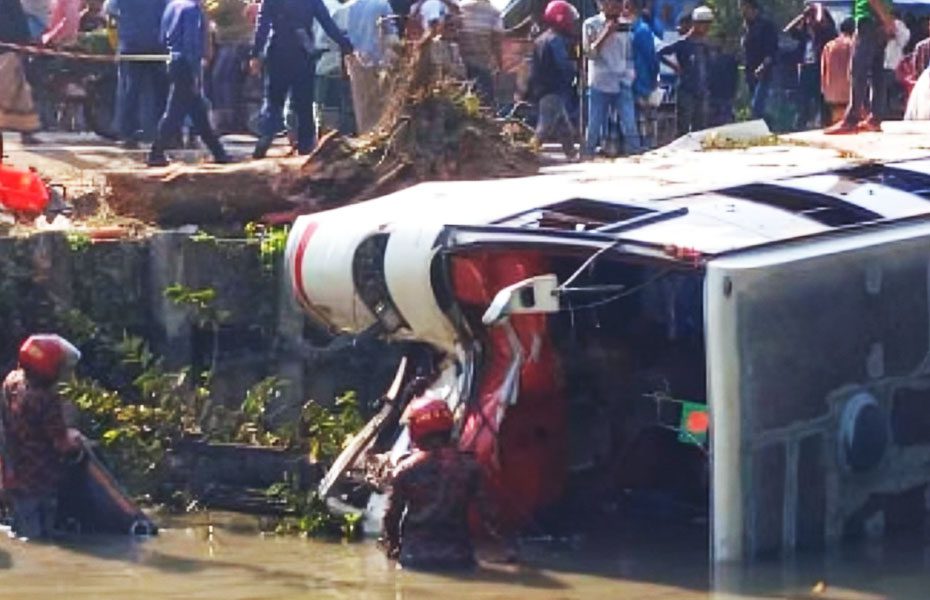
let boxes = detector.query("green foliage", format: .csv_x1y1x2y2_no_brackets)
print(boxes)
302,391,364,463
66,232,92,252
163,284,230,329
244,223,289,271
204,376,288,446
265,475,362,540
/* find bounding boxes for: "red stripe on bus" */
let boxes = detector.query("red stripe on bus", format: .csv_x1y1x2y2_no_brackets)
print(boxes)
293,221,320,310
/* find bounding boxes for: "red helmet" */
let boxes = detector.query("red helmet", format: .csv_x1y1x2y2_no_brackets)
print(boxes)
403,396,454,445
18,334,81,381
543,0,579,34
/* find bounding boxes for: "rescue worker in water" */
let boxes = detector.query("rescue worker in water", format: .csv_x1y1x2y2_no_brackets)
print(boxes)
381,396,504,570
0,334,84,539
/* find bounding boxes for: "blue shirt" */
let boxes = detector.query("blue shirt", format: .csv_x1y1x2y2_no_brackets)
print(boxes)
632,17,659,99
251,0,353,59
341,0,395,64
161,0,206,68
106,0,167,53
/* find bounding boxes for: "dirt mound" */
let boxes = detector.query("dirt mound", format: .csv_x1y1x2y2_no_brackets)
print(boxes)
277,39,538,210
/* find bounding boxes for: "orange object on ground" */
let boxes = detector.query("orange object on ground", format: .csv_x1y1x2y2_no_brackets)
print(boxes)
0,165,49,214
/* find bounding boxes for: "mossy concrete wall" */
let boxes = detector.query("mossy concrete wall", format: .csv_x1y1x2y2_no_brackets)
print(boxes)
0,231,400,412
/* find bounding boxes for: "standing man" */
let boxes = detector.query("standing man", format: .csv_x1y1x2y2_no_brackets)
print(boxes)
882,12,909,118
207,0,256,134
147,0,231,166
1,335,83,540
632,0,660,149
381,396,504,571
527,0,578,159
821,17,854,125
0,0,40,152
106,0,168,147
582,0,640,158
740,0,777,122
784,3,836,129
250,0,355,158
825,0,895,133
339,0,399,134
457,0,504,106
658,6,714,135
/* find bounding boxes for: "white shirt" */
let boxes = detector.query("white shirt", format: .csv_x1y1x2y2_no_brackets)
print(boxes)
884,19,910,70
583,13,636,93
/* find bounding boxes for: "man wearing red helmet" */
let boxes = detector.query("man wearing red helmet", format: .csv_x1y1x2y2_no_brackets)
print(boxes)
381,396,502,570
1,334,83,539
527,0,579,158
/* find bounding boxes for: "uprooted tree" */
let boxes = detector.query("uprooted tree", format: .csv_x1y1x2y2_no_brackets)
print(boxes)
104,39,540,226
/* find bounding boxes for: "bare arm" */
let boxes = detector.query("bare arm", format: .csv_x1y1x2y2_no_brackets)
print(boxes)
867,0,894,31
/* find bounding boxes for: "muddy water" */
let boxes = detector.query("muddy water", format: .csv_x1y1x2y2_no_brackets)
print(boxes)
0,513,927,600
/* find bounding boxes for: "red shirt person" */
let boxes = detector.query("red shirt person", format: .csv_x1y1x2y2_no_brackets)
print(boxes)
381,396,501,570
1,334,83,539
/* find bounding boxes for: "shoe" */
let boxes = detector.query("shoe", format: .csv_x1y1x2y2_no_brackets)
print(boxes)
120,139,140,150
146,152,169,167
20,133,40,145
857,118,882,133
252,136,273,159
823,121,859,135
213,152,233,165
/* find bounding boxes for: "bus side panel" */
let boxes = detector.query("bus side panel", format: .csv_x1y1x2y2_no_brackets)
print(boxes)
708,226,930,562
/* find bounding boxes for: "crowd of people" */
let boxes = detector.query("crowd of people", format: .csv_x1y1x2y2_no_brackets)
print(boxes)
2,0,930,162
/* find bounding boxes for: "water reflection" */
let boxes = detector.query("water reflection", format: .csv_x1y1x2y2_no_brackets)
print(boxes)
0,513,927,599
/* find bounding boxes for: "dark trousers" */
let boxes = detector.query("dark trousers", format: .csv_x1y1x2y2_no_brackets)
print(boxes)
116,61,168,141
844,19,887,125
259,51,317,154
677,90,708,135
209,43,250,133
747,75,771,121
9,490,57,539
797,63,824,129
150,60,225,159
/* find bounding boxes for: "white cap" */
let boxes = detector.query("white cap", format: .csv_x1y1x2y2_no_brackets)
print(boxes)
692,6,714,22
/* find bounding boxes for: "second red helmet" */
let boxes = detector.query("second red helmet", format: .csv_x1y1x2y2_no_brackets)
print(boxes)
403,396,454,446
543,0,580,34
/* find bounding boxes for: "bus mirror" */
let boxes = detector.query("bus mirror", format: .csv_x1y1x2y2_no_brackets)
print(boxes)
481,274,560,326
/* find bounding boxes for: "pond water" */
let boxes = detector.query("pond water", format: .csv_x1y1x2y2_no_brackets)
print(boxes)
0,512,928,599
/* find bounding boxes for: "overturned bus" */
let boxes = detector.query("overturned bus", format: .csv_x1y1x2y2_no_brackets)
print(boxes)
284,152,930,563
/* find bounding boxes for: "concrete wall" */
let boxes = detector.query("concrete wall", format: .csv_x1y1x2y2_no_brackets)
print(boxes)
0,231,401,413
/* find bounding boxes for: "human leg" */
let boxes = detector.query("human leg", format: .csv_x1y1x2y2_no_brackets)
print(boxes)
536,93,576,157
117,62,142,142
583,88,610,157
750,77,770,121
615,83,641,154
9,491,57,539
148,63,196,165
290,62,318,155
187,80,229,162
254,54,291,158
840,21,878,127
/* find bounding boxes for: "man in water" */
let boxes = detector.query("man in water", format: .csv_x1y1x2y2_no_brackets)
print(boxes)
381,396,502,570
0,334,83,539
